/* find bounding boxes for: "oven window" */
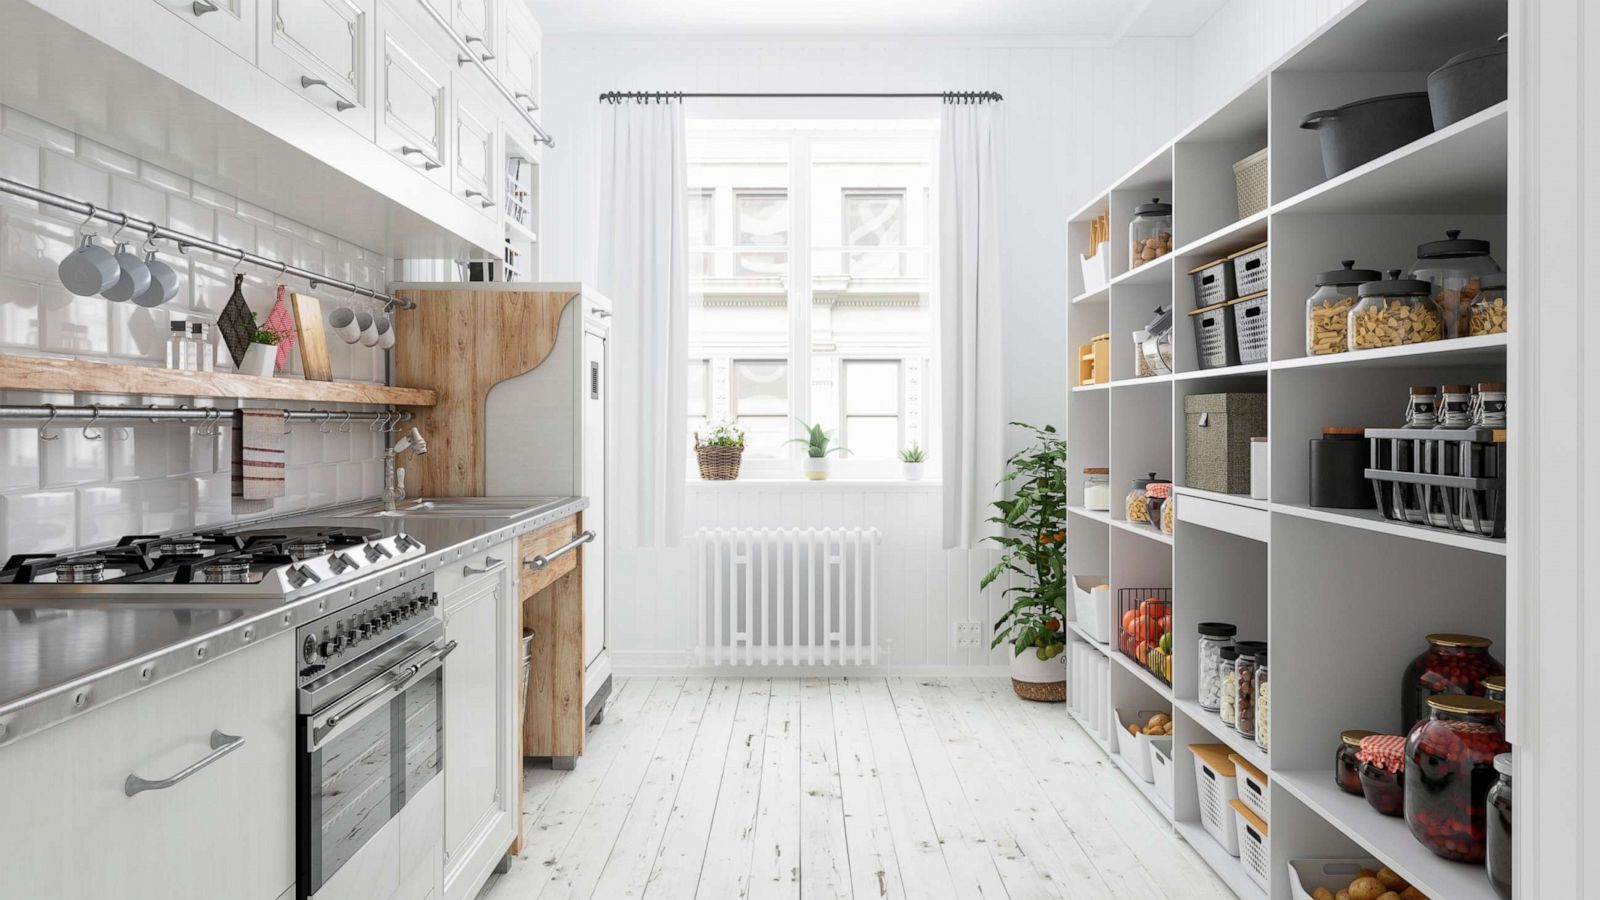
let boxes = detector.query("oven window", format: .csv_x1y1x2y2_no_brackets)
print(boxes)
403,667,443,797
306,694,398,894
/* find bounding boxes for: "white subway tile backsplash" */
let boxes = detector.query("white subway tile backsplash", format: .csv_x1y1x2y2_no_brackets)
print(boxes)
41,426,108,487
274,216,310,239
191,474,231,527
0,276,41,349
0,428,40,492
2,491,76,555
139,478,192,535
213,212,252,253
41,152,110,210
337,462,365,502
40,288,110,355
139,163,192,197
110,176,167,227
78,139,139,178
190,183,235,213
307,464,338,509
77,484,140,546
167,196,215,241
235,199,274,227
0,107,74,156
107,302,170,361
0,134,41,211
0,209,75,283
109,425,171,482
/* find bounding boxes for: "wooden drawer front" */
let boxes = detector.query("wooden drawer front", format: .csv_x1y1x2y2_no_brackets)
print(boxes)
453,83,497,215
260,0,374,135
519,515,579,597
152,0,257,61
379,12,451,183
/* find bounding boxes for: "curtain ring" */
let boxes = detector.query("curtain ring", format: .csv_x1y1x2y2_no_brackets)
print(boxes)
39,404,60,442
82,404,105,441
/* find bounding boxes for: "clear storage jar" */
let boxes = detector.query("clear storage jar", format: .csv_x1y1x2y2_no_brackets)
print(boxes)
1145,482,1172,528
1474,381,1507,428
1405,695,1510,862
1253,650,1270,752
1405,385,1439,428
1125,473,1161,525
1469,272,1509,336
1412,229,1503,339
1233,641,1266,739
1083,468,1111,511
1306,260,1380,356
1128,198,1172,270
1218,645,1241,726
1335,729,1376,796
1350,270,1443,350
1487,753,1512,899
1440,383,1474,428
1358,734,1407,817
1197,622,1237,711
1402,633,1505,731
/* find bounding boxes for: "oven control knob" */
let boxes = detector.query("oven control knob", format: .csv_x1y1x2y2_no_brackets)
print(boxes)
302,635,319,663
428,593,439,607
286,566,312,589
328,552,358,575
319,639,336,657
364,543,391,564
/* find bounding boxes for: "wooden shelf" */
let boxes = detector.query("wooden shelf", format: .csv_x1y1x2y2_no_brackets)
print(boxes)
0,354,437,406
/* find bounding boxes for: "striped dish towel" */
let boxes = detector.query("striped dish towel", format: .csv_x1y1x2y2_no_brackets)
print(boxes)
232,408,287,513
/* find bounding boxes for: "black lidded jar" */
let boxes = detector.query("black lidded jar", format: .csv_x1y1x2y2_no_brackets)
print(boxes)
1310,427,1373,509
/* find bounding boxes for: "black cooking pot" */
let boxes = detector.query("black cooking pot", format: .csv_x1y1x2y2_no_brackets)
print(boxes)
1428,37,1508,129
1300,92,1434,179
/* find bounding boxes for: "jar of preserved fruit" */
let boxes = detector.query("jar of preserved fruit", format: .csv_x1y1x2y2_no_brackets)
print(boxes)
1487,753,1513,900
1402,633,1505,731
1357,734,1407,817
1350,270,1443,350
1335,729,1377,796
1412,229,1502,339
1254,649,1270,752
1125,473,1160,525
1233,641,1266,739
1218,645,1241,726
1405,695,1510,862
1083,468,1111,510
1306,260,1380,355
1197,622,1237,711
1145,482,1171,528
1469,272,1509,336
1482,674,1506,725
1128,198,1172,270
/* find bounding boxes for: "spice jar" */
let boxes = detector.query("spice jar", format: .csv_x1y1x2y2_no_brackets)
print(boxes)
1350,270,1443,350
1306,260,1380,355
1474,382,1507,428
1469,272,1509,336
1128,198,1172,270
1357,734,1407,817
1405,385,1439,428
1412,229,1503,339
1233,641,1266,739
1145,482,1171,528
1309,428,1371,509
1335,729,1377,796
1487,753,1513,899
1402,633,1506,731
1125,473,1160,525
1083,468,1111,511
1218,645,1241,726
1405,695,1510,862
1253,648,1270,752
1197,622,1237,711
1439,383,1473,428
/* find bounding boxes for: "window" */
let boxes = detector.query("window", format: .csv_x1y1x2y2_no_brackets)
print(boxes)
688,120,937,479
687,358,710,442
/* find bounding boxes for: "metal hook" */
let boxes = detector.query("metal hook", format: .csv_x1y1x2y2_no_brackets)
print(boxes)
199,408,222,437
384,411,400,433
318,411,333,434
38,404,60,442
339,412,352,433
77,203,99,236
370,410,386,433
82,404,105,441
282,410,294,434
110,213,131,245
276,260,289,289
232,248,246,275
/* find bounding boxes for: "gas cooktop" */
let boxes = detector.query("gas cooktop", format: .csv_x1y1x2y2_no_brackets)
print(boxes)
0,525,426,602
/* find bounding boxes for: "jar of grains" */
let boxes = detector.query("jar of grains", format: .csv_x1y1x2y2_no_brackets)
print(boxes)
1469,272,1509,336
1253,648,1270,752
1305,260,1380,355
1160,492,1176,534
1405,695,1510,862
1412,229,1502,339
1233,641,1266,739
1197,622,1238,711
1125,473,1160,525
1218,645,1241,726
1350,270,1443,350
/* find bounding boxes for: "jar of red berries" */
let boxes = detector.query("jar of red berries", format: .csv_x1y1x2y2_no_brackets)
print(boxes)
1335,729,1375,796
1356,734,1406,816
1405,695,1510,863
1401,633,1504,730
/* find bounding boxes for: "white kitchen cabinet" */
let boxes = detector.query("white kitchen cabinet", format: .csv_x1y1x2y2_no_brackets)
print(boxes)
453,0,497,63
258,0,377,138
378,8,453,185
498,0,540,117
151,0,258,62
439,551,518,900
452,80,498,219
581,327,607,671
0,631,295,900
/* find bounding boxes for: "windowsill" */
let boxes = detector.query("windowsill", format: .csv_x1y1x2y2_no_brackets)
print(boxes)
687,478,941,490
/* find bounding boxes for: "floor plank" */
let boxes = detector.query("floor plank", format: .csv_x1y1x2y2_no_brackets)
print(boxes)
642,677,744,900
692,679,773,900
745,678,802,898
796,678,851,897
826,678,906,900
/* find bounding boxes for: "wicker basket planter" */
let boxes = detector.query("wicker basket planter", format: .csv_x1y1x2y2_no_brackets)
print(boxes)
695,439,744,481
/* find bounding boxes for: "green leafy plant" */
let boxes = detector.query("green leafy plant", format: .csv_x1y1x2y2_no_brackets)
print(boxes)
699,421,746,448
899,443,927,463
788,419,847,459
983,422,1068,661
248,311,286,346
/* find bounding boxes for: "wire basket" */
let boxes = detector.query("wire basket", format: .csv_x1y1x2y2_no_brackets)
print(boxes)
695,438,744,480
1365,426,1506,538
1116,588,1174,685
1234,147,1269,219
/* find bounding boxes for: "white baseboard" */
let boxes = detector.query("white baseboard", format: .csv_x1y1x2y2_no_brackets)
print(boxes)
610,649,1013,679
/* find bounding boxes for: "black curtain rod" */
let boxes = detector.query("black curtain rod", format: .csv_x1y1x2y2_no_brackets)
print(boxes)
598,90,1002,103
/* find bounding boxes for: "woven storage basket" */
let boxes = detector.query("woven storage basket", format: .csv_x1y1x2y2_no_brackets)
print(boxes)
1233,147,1269,219
1012,678,1066,702
694,439,744,480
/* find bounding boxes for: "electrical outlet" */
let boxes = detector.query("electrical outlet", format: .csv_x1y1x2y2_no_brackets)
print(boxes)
953,621,984,649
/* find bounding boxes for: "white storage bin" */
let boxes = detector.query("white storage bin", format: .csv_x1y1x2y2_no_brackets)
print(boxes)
1080,244,1110,294
1190,744,1241,855
1286,859,1385,900
1115,709,1166,782
1071,575,1110,642
1229,799,1271,893
1229,753,1270,825
1149,738,1175,810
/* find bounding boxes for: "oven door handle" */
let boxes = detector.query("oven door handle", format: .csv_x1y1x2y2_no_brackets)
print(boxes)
390,640,458,692
311,640,457,748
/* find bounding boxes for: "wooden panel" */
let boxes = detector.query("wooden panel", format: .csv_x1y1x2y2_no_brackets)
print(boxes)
290,292,332,382
392,287,579,496
521,511,585,759
0,353,435,405
518,515,579,598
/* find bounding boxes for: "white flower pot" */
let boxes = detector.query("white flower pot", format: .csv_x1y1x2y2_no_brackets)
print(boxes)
903,461,925,481
803,457,831,481
1009,642,1067,684
241,343,277,377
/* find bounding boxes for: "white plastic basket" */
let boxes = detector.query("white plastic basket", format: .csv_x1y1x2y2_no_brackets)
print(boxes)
1286,859,1384,900
1115,709,1166,782
1072,575,1110,642
1149,738,1175,810
1190,744,1241,855
1233,147,1269,219
1080,243,1110,294
1229,752,1270,825
1229,799,1271,892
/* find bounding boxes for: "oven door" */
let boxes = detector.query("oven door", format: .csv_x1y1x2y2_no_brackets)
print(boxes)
299,634,456,900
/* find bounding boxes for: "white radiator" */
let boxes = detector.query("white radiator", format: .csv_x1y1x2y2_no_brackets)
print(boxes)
694,527,882,666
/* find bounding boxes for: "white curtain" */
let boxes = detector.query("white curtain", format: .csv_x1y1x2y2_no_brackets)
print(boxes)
597,99,689,547
939,100,1006,550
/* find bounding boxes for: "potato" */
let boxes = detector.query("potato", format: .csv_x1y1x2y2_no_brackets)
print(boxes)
1377,893,1401,900
1147,713,1171,729
1376,868,1407,891
1128,723,1140,736
1312,889,1335,900
1399,889,1428,900
1336,891,1350,900
1348,877,1387,900
1356,869,1378,880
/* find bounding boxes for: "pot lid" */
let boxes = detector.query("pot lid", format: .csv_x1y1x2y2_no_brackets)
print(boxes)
1417,229,1493,259
1435,40,1509,75
1133,197,1171,217
1494,752,1513,777
1315,259,1382,286
1300,91,1430,129
1198,622,1237,638
1359,269,1432,297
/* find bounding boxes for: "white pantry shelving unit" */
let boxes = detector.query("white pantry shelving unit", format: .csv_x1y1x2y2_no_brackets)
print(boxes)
1062,1,1512,899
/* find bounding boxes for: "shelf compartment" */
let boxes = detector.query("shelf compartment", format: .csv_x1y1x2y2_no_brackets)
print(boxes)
1272,502,1506,556
1112,746,1173,817
1273,333,1507,371
1109,642,1175,701
1110,253,1173,288
1175,698,1269,779
1176,489,1270,544
1111,519,1174,546
0,354,437,406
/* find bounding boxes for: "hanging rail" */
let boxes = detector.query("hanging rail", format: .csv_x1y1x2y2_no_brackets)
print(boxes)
0,177,413,311
598,90,1004,103
0,404,411,428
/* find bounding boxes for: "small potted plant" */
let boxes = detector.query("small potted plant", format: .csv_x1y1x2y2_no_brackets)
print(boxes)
241,313,285,377
899,443,927,481
984,422,1068,701
694,421,746,480
789,419,846,481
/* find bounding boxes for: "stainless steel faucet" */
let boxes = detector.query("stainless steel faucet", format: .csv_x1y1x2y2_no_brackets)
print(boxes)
383,427,429,512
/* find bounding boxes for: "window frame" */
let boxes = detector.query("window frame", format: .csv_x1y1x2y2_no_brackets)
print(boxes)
841,188,908,277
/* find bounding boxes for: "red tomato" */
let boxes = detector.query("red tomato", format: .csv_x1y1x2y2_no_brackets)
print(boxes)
1122,609,1139,634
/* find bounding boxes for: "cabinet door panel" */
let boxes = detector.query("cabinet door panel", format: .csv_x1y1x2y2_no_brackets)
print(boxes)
151,0,257,61
453,83,497,217
583,330,607,668
498,0,539,114
260,0,374,135
379,13,451,183
455,0,495,59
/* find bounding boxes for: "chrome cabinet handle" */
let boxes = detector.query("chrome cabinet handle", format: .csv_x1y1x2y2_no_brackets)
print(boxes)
524,530,596,571
514,92,539,112
464,189,494,208
191,0,220,15
594,309,612,319
400,146,442,170
463,35,495,60
300,76,356,111
125,730,244,797
463,557,503,576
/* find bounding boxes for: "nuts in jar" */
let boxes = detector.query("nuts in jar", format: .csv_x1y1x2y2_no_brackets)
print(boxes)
1125,473,1161,525
1197,622,1237,711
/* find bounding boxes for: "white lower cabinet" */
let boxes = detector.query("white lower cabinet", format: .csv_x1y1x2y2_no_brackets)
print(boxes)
0,631,295,900
440,546,518,900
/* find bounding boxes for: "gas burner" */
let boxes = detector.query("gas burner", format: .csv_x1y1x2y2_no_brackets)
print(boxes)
202,560,256,584
283,539,328,560
57,557,106,584
156,538,204,556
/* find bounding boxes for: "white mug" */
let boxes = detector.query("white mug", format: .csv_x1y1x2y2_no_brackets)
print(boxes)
328,307,362,344
102,242,151,302
356,311,380,347
375,314,395,350
58,233,120,296
133,249,180,308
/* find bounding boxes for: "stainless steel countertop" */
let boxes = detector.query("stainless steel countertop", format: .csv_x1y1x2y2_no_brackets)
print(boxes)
0,496,587,746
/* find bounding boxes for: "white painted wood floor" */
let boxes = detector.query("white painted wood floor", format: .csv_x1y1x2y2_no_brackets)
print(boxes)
479,677,1232,900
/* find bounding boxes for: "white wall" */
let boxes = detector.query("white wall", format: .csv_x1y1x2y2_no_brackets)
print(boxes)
1187,0,1362,113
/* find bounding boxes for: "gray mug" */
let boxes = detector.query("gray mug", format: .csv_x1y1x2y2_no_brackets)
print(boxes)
133,249,180,308
102,242,151,303
58,233,119,296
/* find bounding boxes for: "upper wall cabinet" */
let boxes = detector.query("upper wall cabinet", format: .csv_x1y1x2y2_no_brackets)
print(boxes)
500,0,540,118
258,0,377,139
454,0,497,63
379,10,453,186
453,80,499,219
152,0,258,62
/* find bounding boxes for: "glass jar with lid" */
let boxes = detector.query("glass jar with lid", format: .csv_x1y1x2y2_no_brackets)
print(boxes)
1482,674,1507,725
1405,385,1440,428
1253,648,1270,752
1144,482,1171,529
1474,382,1507,428
1487,753,1513,899
1402,633,1505,730
1405,695,1510,862
1412,229,1503,339
1233,641,1266,739
1350,270,1443,350
1218,645,1241,726
1082,468,1111,511
1128,198,1172,270
1358,734,1407,817
1439,383,1474,428
1469,272,1509,336
1197,622,1237,711
1335,729,1376,796
1306,259,1381,355
1125,473,1161,525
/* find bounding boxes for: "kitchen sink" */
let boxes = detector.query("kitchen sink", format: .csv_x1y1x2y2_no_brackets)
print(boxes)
335,497,566,519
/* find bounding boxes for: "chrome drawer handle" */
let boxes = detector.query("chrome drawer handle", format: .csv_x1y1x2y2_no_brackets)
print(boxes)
400,146,442,170
192,0,219,15
514,92,539,112
125,730,244,797
464,189,494,208
463,556,503,576
524,530,595,571
464,35,495,61
300,76,356,111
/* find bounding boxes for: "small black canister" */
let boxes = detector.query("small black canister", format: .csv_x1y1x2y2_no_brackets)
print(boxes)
1310,427,1373,509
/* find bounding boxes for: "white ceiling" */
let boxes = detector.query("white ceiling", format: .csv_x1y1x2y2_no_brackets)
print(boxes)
525,0,1231,41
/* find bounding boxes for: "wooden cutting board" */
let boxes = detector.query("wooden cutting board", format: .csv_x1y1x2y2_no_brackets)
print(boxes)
290,293,333,382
